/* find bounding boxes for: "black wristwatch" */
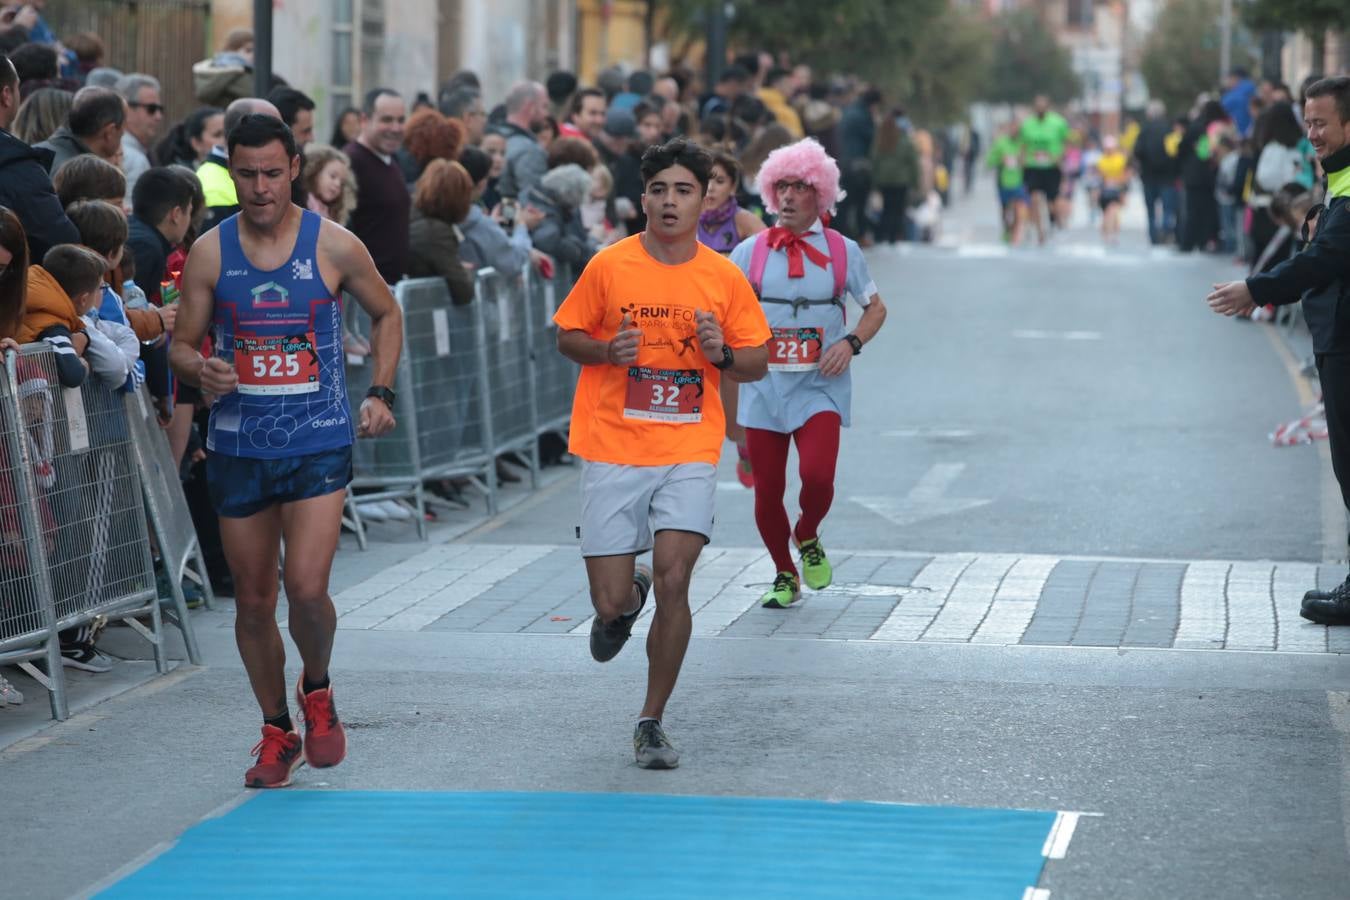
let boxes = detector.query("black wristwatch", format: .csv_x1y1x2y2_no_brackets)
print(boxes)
366,385,396,409
713,344,735,371
845,334,863,356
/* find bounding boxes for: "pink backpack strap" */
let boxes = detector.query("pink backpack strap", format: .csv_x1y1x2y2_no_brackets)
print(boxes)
824,227,848,299
747,230,772,295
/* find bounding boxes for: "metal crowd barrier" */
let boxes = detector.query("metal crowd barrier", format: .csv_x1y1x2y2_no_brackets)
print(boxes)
527,264,580,435
342,264,580,546
478,268,541,489
1,347,203,719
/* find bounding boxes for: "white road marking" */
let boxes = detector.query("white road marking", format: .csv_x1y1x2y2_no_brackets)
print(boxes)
1022,889,1051,900
881,428,977,439
1042,811,1081,859
851,462,992,528
1012,329,1103,341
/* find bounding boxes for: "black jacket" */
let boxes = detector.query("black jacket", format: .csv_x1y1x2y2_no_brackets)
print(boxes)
1248,145,1350,353
1133,117,1177,182
0,128,80,261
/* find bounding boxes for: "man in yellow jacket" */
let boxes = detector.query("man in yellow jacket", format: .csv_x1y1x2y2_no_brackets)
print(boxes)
759,67,804,140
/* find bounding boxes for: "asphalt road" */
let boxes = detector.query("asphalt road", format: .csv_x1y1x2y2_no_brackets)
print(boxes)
4,185,1348,900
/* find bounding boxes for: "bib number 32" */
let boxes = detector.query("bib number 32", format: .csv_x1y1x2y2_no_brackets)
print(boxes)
623,367,703,423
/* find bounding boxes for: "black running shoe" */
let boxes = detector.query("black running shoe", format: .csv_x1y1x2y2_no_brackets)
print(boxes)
1302,575,1350,625
634,719,679,769
590,564,652,662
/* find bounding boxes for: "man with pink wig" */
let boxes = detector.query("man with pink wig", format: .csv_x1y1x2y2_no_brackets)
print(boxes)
729,138,888,608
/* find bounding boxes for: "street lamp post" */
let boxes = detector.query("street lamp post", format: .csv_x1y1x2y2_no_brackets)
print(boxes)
706,1,728,94
253,0,273,99
1219,0,1232,82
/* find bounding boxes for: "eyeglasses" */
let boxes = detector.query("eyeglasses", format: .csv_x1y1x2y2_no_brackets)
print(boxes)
774,180,813,196
130,102,166,116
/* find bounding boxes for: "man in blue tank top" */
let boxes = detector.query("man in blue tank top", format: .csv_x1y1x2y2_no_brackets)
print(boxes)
170,115,403,789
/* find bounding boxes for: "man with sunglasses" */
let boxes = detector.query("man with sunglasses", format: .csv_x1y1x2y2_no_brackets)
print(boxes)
1208,76,1350,624
729,138,888,609
115,73,165,195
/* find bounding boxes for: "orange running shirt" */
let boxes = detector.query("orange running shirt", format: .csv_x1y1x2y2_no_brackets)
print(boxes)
554,234,771,466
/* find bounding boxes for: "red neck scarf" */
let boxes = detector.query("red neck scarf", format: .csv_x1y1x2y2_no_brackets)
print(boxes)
765,226,830,278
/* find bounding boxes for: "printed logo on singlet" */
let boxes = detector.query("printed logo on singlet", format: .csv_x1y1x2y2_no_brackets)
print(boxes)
291,258,314,280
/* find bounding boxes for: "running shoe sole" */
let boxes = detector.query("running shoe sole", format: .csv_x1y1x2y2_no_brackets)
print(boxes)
636,751,680,770
589,565,652,662
245,754,304,788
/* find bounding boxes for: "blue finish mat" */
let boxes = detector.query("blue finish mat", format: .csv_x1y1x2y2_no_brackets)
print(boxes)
100,791,1056,899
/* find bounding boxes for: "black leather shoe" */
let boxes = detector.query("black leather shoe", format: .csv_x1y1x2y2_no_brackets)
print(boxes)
1301,576,1350,625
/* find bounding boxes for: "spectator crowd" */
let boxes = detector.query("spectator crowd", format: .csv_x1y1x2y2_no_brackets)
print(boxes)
0,5,949,708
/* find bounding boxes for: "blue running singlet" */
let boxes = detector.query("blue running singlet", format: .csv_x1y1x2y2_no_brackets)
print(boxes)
207,210,353,459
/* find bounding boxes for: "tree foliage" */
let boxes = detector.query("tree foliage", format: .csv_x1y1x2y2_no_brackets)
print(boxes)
1140,0,1257,116
1242,0,1350,36
979,10,1081,106
656,0,992,125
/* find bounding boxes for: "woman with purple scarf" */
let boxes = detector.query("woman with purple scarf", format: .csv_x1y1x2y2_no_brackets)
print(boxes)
698,150,767,487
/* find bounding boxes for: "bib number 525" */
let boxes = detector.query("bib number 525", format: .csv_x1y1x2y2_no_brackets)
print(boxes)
253,353,301,379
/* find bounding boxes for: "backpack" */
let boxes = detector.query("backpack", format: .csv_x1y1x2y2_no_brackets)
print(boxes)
1255,143,1304,194
747,228,848,317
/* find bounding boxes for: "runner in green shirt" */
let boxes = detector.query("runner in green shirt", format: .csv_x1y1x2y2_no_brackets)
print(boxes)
1018,95,1071,243
986,123,1029,244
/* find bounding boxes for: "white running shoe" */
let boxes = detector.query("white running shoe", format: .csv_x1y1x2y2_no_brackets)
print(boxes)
0,672,23,706
355,501,390,521
377,500,414,520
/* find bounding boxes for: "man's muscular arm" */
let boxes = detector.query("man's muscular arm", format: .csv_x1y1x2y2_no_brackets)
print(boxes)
168,231,238,394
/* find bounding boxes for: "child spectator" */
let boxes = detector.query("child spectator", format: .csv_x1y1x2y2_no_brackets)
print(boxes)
127,166,194,305
64,200,143,392
52,155,167,344
303,144,356,224
17,246,89,388
37,244,128,388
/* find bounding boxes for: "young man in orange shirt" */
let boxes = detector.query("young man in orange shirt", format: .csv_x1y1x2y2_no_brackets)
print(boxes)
554,138,771,768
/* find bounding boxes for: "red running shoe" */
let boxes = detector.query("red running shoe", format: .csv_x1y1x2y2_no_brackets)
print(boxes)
736,445,754,489
245,725,303,788
296,678,347,768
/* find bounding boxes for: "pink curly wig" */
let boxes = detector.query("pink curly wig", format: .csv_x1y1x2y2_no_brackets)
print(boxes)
756,138,841,215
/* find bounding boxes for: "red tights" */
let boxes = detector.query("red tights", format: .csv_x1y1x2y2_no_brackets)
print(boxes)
745,411,841,575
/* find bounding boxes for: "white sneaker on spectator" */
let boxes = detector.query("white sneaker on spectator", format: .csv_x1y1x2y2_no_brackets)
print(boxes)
61,643,115,673
378,500,414,521
355,501,390,522
0,672,23,706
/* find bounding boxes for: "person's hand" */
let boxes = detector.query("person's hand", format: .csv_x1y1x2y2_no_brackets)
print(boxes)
607,313,641,365
615,197,637,221
200,356,238,395
819,340,853,377
694,309,723,361
520,204,546,231
12,5,38,29
71,332,89,356
1206,280,1256,317
358,397,396,438
0,337,19,353
530,249,555,279
156,303,178,332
